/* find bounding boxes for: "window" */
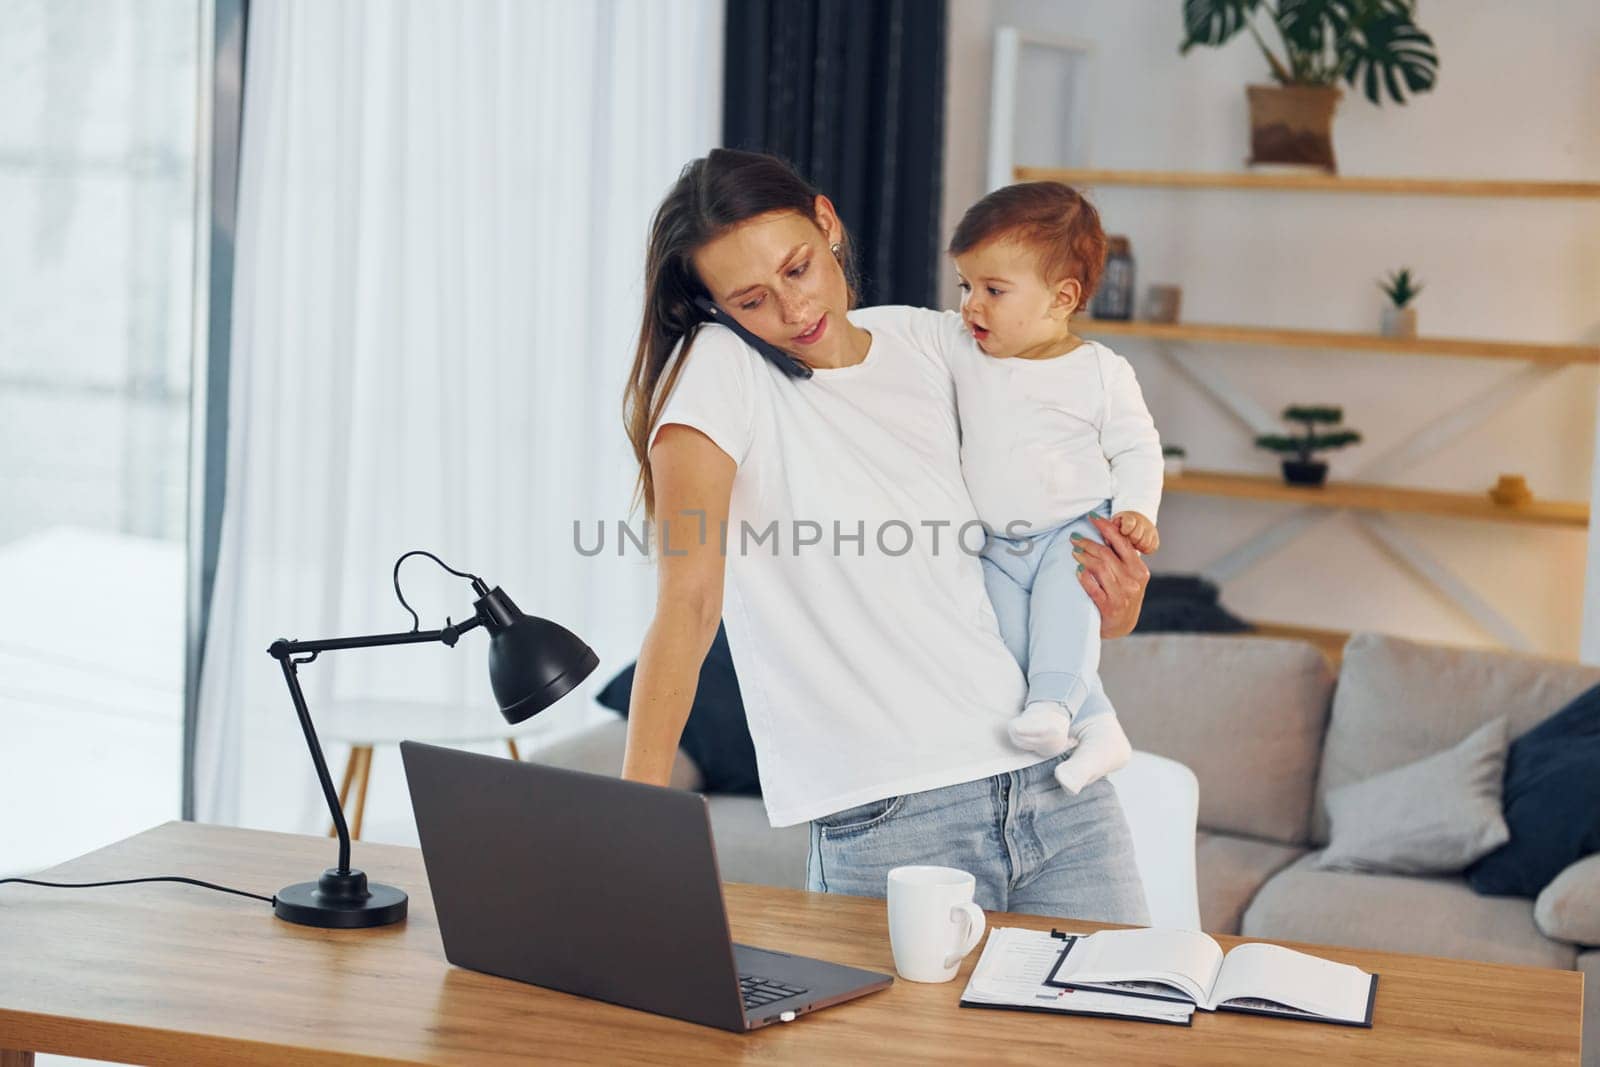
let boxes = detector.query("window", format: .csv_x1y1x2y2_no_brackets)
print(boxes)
0,0,201,872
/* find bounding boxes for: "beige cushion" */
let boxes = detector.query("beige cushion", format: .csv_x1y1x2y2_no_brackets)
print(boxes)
1243,853,1577,971
1196,831,1306,935
526,716,704,792
1311,633,1600,845
1535,853,1600,947
1102,634,1335,845
1317,716,1510,875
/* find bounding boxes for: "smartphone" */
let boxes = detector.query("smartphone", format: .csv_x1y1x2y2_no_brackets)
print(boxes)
692,296,813,380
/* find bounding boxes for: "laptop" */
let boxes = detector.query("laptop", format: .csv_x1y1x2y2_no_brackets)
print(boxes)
399,740,893,1031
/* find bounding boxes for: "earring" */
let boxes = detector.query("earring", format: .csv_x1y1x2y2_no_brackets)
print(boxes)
830,242,842,260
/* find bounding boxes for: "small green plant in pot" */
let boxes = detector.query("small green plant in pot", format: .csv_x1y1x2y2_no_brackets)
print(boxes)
1163,443,1188,476
1378,267,1422,339
1179,0,1439,172
1255,405,1361,486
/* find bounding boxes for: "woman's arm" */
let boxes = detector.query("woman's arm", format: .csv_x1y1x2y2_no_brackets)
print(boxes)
620,424,737,786
1076,515,1151,639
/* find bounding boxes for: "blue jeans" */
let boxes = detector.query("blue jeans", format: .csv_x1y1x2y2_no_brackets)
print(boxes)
805,753,1150,924
980,501,1116,721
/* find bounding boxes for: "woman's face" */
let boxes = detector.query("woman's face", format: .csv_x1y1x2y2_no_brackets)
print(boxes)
692,197,852,367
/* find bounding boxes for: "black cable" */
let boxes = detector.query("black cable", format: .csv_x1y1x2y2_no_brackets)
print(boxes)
392,549,482,632
0,875,274,905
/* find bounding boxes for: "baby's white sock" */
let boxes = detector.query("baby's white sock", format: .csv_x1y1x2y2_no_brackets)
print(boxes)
1053,716,1133,795
1007,701,1078,758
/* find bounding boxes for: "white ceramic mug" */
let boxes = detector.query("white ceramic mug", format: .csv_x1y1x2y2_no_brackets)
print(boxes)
886,866,987,983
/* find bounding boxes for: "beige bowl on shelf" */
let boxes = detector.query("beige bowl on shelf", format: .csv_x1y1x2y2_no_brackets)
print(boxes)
1488,474,1533,508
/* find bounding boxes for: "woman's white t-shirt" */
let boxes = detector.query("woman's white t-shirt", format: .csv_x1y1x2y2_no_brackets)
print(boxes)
649,305,1036,827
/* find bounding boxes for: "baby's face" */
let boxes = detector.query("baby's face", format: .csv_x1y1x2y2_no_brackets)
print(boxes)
953,240,1077,358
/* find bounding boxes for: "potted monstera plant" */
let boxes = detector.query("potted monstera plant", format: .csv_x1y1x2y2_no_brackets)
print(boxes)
1255,405,1362,486
1179,0,1439,172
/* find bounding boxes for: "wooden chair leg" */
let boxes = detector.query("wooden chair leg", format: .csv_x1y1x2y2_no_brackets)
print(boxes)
505,738,521,762
329,746,360,837
1,1048,36,1066
349,746,374,841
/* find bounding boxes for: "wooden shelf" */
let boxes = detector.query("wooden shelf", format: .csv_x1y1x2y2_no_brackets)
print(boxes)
1016,167,1600,199
1080,319,1600,366
1165,468,1589,529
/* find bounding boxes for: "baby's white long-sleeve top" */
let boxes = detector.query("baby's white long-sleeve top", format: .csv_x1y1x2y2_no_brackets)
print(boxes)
942,317,1164,535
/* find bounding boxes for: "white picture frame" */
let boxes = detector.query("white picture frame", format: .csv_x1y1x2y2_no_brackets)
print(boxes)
987,27,1098,191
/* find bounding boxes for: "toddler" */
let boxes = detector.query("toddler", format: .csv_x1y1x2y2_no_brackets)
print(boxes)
946,181,1163,794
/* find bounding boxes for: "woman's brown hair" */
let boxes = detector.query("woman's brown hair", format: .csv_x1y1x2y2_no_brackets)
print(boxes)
623,149,856,520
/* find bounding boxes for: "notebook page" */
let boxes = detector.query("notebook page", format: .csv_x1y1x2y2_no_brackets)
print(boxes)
1208,942,1372,1020
1051,928,1225,1005
963,929,1195,1022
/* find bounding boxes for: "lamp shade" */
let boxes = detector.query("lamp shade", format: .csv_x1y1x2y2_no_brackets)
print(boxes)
475,587,599,724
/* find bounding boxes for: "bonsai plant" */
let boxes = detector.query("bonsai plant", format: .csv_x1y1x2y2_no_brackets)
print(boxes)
1255,404,1362,486
1163,443,1188,476
1378,267,1423,338
1179,0,1439,172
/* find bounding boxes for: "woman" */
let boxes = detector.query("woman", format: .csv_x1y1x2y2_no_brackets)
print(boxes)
620,149,1151,922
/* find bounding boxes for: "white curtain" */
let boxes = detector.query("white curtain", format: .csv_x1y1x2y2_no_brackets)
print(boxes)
195,0,722,830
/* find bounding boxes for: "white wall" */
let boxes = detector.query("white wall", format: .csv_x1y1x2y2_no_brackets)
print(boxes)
943,0,1600,659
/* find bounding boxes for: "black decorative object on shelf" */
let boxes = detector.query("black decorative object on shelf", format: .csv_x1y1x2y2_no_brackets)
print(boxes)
1092,235,1136,321
267,551,598,929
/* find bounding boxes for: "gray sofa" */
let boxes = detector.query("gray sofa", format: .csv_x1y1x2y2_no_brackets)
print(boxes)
527,631,1598,1060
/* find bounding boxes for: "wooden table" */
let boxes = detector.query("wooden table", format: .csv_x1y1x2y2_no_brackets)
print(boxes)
0,822,1583,1064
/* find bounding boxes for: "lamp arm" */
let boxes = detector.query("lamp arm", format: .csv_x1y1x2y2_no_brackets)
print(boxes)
266,615,487,873
268,615,484,659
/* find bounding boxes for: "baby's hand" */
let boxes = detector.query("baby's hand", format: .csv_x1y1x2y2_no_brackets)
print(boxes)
1113,511,1159,554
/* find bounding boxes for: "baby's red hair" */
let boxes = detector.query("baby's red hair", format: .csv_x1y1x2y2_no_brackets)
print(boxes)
948,182,1108,308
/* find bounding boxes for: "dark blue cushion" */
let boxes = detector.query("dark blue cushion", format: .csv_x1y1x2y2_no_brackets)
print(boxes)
1132,573,1252,635
596,623,760,795
1467,682,1600,898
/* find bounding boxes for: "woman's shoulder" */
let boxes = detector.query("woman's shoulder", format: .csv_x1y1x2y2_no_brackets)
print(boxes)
653,322,763,409
679,320,757,363
850,303,962,335
672,321,764,379
851,304,972,374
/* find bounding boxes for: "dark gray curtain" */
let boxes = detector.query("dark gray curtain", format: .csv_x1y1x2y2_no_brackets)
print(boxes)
185,0,248,820
723,0,948,308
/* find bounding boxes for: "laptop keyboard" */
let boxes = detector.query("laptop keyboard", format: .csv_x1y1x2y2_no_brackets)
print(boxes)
740,973,808,1011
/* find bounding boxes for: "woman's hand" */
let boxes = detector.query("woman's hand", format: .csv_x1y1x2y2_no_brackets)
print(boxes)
1073,515,1151,639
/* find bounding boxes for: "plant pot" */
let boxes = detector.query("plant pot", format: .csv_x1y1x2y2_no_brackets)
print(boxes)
1488,473,1532,508
1246,84,1341,173
1282,459,1328,486
1164,456,1186,477
1381,305,1417,339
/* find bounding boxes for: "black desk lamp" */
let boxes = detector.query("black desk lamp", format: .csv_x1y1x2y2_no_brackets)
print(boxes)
266,551,598,929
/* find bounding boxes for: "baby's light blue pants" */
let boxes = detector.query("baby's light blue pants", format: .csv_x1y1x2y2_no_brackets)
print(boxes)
979,500,1116,723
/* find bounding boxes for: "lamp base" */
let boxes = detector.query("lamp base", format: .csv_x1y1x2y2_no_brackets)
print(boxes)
274,867,408,928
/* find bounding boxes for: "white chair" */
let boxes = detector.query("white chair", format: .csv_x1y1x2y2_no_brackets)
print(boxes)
1109,750,1201,930
318,699,536,840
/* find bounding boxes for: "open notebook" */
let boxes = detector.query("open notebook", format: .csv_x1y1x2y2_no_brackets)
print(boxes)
1044,928,1378,1027
960,928,1195,1025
